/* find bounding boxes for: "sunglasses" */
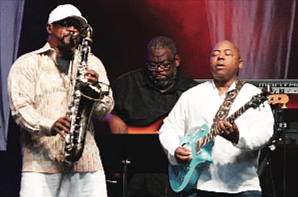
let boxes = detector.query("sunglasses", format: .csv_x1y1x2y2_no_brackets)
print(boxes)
54,18,82,30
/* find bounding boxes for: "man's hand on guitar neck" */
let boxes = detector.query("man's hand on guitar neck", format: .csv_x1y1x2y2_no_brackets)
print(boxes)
216,120,239,144
174,146,193,164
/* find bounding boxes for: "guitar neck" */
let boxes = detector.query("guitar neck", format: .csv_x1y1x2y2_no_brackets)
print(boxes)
226,102,250,123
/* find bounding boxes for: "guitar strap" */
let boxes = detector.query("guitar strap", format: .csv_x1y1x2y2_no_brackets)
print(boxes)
213,78,245,123
195,78,246,153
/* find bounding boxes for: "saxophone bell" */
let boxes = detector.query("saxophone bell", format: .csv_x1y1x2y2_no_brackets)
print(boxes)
78,81,110,101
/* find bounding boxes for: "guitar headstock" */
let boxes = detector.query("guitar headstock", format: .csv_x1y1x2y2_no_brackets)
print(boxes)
248,85,271,109
269,94,289,105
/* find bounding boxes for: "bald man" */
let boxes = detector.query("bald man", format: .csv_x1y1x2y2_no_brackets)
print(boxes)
159,40,274,197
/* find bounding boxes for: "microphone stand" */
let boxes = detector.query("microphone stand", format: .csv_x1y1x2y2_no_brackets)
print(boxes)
275,105,287,197
121,159,130,197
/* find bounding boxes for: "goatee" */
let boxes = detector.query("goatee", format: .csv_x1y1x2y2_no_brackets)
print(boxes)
150,66,177,90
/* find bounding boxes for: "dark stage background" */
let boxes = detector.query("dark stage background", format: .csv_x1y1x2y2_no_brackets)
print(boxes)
1,0,298,197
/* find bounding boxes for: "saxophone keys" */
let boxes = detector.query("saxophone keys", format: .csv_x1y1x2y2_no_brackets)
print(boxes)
65,134,71,143
74,90,81,97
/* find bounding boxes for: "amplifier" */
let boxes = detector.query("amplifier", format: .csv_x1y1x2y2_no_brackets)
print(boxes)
243,80,298,144
274,108,298,145
242,79,298,94
196,79,298,94
238,79,298,109
196,79,298,108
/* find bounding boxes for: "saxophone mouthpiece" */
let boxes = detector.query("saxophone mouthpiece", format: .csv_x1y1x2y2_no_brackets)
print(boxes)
70,32,77,39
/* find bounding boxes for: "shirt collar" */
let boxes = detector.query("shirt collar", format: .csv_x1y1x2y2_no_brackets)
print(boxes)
36,42,78,56
36,42,55,54
211,79,237,96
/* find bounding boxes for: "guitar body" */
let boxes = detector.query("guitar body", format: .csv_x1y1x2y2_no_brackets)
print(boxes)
169,124,214,192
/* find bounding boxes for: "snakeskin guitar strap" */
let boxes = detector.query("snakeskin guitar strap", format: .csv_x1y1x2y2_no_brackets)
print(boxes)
213,78,245,123
195,78,245,152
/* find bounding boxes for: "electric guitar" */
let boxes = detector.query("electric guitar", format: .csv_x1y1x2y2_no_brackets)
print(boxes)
169,88,271,192
127,117,165,134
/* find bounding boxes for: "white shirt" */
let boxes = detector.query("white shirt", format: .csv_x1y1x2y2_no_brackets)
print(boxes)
159,80,274,193
8,43,113,173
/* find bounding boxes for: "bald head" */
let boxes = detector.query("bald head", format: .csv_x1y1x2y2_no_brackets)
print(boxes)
212,40,241,60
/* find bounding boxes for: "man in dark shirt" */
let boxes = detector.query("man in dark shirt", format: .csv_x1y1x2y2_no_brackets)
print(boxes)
106,36,198,197
110,69,196,129
109,36,198,133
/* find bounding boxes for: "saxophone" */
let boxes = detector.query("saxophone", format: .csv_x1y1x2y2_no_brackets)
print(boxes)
62,24,109,164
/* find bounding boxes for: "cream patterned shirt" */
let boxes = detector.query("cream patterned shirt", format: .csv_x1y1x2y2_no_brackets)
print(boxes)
8,43,113,173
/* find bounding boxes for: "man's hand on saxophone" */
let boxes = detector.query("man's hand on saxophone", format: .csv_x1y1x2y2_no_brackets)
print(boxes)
51,116,71,138
84,69,99,83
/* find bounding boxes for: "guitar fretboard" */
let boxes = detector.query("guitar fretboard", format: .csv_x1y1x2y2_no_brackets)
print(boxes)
226,102,250,123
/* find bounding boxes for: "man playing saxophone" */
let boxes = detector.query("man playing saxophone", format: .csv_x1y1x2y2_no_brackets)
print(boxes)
8,4,113,197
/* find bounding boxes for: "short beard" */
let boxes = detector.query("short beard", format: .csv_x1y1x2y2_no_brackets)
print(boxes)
63,35,77,49
58,35,78,57
150,66,177,90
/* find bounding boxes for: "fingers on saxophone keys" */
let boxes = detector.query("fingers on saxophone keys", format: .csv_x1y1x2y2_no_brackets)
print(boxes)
59,130,66,138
